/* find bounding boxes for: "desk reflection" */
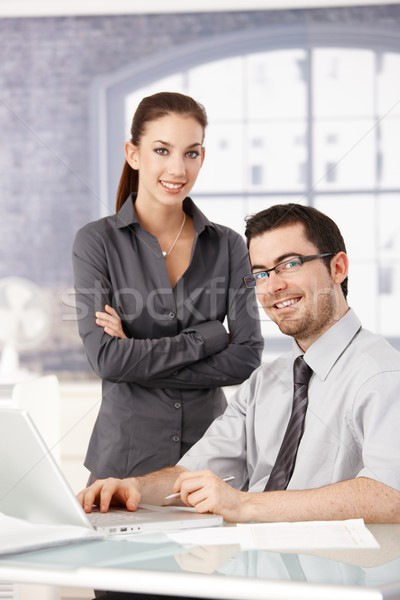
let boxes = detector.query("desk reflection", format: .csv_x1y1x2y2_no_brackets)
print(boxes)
173,524,400,587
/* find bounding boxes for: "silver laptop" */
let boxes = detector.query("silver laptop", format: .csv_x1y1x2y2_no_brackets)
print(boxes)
0,408,223,535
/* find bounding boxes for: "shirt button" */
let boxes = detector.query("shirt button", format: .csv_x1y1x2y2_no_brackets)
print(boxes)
174,402,181,409
168,312,175,319
171,434,180,443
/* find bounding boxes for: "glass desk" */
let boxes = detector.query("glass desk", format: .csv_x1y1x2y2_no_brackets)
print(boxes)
0,524,400,600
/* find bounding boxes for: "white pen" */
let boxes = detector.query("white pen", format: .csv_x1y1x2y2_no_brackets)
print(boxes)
164,475,235,501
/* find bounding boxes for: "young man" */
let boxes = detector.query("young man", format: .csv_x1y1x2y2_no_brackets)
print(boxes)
79,204,400,523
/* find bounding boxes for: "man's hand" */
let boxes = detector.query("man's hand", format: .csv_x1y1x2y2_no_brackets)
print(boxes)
174,544,240,574
77,477,141,513
96,304,127,339
172,470,248,522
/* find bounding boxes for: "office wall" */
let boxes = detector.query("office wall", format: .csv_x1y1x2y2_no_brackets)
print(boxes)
0,4,399,376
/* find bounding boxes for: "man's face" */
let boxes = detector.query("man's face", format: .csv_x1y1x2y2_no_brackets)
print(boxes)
249,222,346,350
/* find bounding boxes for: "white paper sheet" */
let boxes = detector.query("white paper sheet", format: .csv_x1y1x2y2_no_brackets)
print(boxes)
166,518,379,550
0,512,103,556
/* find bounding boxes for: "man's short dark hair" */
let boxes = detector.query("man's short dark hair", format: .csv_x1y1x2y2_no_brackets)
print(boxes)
245,203,348,299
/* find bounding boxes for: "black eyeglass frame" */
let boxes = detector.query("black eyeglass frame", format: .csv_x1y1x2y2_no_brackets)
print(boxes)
243,252,335,288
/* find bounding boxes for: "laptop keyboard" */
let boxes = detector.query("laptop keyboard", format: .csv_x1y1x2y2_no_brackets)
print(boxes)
88,509,142,526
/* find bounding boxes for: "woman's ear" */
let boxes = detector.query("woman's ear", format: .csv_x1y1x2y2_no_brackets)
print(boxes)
125,142,139,170
200,146,205,167
331,251,349,285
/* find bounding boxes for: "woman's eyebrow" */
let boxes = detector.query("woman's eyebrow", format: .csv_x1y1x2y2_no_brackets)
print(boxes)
152,140,203,148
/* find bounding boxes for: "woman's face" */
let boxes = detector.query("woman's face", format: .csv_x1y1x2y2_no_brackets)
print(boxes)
125,113,205,209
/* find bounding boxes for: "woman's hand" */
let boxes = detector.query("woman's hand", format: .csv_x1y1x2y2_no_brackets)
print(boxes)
77,477,141,513
96,304,127,339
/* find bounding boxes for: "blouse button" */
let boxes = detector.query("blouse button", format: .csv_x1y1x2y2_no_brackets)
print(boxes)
171,434,180,443
168,312,175,319
174,402,181,409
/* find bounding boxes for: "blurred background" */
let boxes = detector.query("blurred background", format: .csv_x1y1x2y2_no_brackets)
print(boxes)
0,0,399,492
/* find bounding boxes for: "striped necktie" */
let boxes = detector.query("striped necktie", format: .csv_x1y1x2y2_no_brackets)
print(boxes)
265,355,313,491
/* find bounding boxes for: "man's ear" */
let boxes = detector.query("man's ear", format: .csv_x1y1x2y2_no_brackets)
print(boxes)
331,251,349,285
125,142,139,170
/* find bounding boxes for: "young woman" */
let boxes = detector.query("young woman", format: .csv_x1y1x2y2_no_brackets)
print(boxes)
72,92,263,481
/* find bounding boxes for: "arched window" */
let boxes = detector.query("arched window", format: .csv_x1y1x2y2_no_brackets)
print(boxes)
92,24,400,351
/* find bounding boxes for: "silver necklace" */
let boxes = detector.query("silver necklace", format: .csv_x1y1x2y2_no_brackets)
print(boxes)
162,213,186,258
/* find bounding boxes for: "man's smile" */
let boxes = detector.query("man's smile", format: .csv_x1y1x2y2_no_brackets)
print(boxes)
274,296,302,310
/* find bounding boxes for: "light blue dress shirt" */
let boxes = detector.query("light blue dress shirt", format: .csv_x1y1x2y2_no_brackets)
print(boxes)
179,309,400,493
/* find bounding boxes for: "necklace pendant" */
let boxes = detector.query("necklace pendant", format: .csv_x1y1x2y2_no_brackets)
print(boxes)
161,213,186,259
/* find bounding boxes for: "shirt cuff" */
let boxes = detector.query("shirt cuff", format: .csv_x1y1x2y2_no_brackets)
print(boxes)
187,320,228,357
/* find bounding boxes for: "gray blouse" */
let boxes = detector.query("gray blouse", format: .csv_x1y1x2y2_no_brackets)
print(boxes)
72,195,263,478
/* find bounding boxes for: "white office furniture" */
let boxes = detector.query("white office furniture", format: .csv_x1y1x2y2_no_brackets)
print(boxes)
0,524,400,600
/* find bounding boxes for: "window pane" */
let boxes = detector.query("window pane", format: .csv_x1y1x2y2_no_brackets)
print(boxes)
313,48,374,118
379,117,400,188
378,266,393,295
246,49,307,119
192,195,246,236
315,195,378,330
196,123,245,192
246,122,307,191
187,57,244,121
313,120,376,190
377,194,400,336
378,52,400,117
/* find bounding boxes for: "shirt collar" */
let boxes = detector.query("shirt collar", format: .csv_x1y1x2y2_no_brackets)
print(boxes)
292,308,362,381
115,194,217,234
115,194,140,229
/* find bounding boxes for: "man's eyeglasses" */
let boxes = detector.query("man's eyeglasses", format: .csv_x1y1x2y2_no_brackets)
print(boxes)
243,253,335,288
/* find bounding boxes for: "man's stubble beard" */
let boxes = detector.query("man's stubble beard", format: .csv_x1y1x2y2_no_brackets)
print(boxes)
269,287,338,342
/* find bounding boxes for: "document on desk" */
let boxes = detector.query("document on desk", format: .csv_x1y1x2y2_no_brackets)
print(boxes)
166,518,379,550
0,512,103,556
